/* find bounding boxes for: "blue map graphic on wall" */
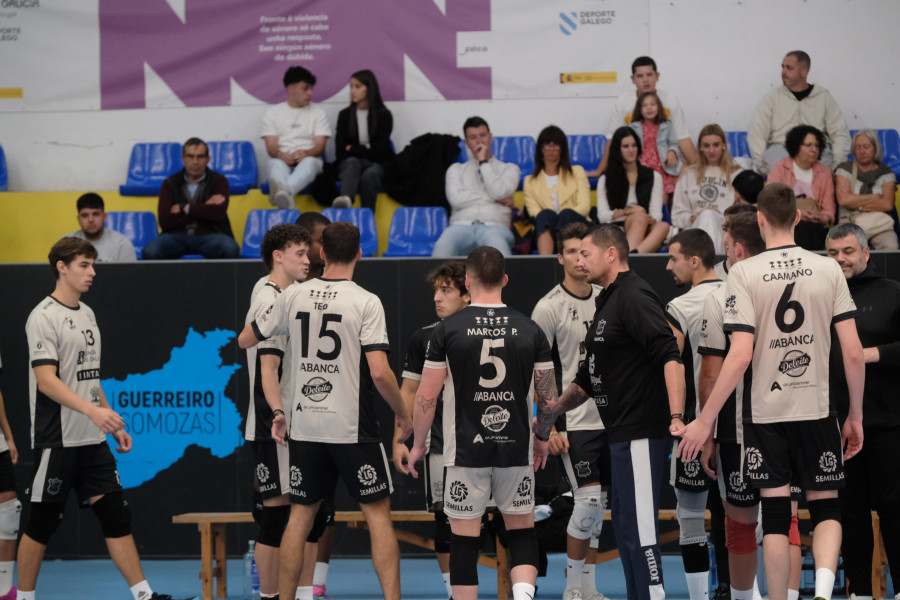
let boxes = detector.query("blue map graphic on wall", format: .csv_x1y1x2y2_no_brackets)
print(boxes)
101,328,243,488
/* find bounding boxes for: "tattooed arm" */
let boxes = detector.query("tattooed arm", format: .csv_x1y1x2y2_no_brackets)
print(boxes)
404,365,447,478
533,368,589,468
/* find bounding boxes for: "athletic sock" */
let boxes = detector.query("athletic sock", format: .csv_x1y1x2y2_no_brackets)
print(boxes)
731,587,754,600
814,567,836,600
582,561,598,596
566,557,586,591
0,561,13,594
313,562,329,586
130,580,153,600
296,586,314,600
686,571,710,600
17,591,35,600
512,581,536,600
788,589,800,600
442,572,453,598
752,578,762,600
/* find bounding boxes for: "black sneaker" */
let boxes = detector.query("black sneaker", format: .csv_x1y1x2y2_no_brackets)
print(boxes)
149,595,199,600
712,583,731,600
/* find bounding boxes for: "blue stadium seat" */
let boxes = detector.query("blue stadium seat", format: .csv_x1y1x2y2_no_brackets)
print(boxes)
119,142,183,196
321,208,378,256
456,139,468,164
492,136,536,189
726,131,750,158
382,207,449,257
208,141,257,195
849,129,900,176
0,145,7,191
240,208,301,259
568,135,606,189
105,211,158,259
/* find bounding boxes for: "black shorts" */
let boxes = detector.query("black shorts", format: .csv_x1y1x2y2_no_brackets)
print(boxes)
670,439,713,491
743,417,845,491
28,443,122,504
561,430,611,489
716,442,759,507
288,440,392,505
252,441,290,500
0,452,16,495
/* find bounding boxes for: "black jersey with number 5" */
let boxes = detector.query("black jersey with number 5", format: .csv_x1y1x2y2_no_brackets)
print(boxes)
424,303,553,469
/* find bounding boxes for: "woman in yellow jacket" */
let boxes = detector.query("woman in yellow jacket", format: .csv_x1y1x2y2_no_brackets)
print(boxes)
524,125,592,254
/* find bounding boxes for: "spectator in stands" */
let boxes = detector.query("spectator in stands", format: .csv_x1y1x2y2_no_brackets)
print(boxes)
835,130,899,249
628,91,681,194
141,138,240,260
748,50,850,174
732,169,765,205
523,125,591,254
672,124,743,254
589,56,697,176
263,66,332,209
597,127,669,253
296,211,331,279
766,124,835,250
431,117,519,257
333,69,393,211
65,192,136,262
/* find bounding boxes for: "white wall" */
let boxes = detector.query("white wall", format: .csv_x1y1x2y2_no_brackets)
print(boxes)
2,0,898,192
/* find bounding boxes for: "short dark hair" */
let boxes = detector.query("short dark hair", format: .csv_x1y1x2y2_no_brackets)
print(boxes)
732,170,765,205
463,116,489,135
76,192,104,212
321,221,359,264
283,66,316,87
50,237,98,279
183,137,208,155
785,50,811,70
296,211,331,232
826,222,868,249
757,183,797,229
631,56,657,74
557,222,589,251
584,224,629,263
465,246,505,288
427,260,467,296
724,203,758,221
260,224,311,272
669,229,715,269
728,214,765,257
784,125,825,159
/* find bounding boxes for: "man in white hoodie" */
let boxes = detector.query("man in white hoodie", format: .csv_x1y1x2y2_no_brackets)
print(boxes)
748,50,850,175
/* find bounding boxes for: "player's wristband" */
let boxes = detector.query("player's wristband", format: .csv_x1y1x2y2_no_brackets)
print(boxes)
273,409,285,418
670,412,685,421
535,431,550,442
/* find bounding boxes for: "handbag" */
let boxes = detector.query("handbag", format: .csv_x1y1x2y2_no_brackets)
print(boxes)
839,162,895,237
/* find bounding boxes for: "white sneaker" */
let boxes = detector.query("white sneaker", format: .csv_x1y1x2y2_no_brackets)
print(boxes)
332,195,352,208
563,589,584,600
585,593,610,600
268,178,293,208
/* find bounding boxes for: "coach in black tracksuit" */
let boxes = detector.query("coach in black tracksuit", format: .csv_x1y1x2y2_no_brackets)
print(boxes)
570,224,685,600
826,223,900,598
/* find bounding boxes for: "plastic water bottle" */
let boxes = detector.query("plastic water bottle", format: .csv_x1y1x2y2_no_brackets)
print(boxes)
244,540,260,599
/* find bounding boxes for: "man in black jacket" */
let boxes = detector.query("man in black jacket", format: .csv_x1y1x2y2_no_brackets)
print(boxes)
142,137,240,259
825,223,900,600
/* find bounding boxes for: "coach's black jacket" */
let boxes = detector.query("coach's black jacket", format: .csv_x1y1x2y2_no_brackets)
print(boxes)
572,270,682,443
830,262,900,430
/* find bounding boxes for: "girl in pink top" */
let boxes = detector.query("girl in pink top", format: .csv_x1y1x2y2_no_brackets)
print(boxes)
628,92,681,194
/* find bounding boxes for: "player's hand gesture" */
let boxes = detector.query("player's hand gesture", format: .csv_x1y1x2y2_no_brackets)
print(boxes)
396,413,413,444
271,413,288,446
392,440,410,474
548,431,569,455
90,406,124,435
700,438,718,480
673,418,713,463
112,429,132,453
533,436,550,470
841,416,864,460
405,444,426,478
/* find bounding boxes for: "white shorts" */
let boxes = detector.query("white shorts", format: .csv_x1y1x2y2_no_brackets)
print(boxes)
443,465,533,519
425,451,445,507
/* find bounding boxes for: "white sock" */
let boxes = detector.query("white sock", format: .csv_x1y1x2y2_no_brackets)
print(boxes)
296,586,314,600
686,571,709,600
130,580,154,600
582,561,598,595
814,567,835,600
0,561,12,595
442,572,453,598
788,589,800,600
17,591,36,600
731,586,754,600
752,578,762,600
313,561,329,586
566,557,586,591
850,595,873,600
512,582,536,600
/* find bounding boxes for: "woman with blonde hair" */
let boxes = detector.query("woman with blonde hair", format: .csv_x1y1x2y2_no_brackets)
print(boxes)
671,124,743,253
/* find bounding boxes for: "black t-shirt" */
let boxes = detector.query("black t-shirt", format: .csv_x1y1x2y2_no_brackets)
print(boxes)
402,322,444,454
791,85,814,102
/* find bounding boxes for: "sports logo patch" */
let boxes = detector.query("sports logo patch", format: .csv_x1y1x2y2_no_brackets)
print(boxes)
745,447,763,470
683,460,701,479
257,463,270,483
480,405,510,432
290,466,302,487
449,480,468,502
357,464,378,486
778,350,811,377
818,451,837,473
517,476,533,498
575,461,591,478
729,471,746,492
302,377,333,401
47,478,62,496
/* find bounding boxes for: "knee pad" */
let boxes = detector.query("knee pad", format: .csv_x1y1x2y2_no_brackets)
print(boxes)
680,539,710,573
306,501,330,543
760,496,792,537
25,502,64,545
566,487,607,540
725,517,758,555
434,508,451,554
506,528,539,570
0,498,21,541
91,491,131,539
676,490,709,545
808,498,841,530
789,515,801,546
450,534,480,586
258,505,290,547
